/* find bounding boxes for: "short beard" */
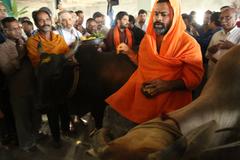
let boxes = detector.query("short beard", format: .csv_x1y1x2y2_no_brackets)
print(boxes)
153,22,169,36
139,20,145,24
154,27,168,36
120,24,127,29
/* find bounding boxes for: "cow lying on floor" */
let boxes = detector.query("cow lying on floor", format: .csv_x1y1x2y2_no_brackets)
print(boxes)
93,45,240,160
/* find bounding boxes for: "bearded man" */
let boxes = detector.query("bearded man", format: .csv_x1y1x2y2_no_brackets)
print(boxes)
104,11,135,52
103,0,204,139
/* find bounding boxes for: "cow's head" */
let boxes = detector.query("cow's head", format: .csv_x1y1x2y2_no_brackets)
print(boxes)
35,40,80,107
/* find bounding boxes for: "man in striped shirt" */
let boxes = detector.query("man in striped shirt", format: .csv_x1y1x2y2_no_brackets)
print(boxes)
206,7,240,78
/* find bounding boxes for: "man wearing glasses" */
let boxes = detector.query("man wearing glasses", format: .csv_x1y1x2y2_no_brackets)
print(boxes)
206,7,240,78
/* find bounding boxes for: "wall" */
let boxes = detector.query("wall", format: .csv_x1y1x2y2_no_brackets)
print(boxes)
182,0,231,13
17,0,234,25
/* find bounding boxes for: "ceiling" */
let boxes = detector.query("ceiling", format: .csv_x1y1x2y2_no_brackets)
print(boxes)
16,0,233,23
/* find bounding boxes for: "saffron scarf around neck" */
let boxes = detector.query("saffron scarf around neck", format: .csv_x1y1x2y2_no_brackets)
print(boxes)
113,26,133,49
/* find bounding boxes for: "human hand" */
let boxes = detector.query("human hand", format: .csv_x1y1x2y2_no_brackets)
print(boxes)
219,40,235,49
117,43,129,54
97,41,105,53
207,44,220,54
207,53,218,63
141,79,170,98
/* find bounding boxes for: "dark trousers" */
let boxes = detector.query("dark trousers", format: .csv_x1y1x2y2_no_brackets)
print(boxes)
10,94,41,150
47,103,70,142
0,91,17,143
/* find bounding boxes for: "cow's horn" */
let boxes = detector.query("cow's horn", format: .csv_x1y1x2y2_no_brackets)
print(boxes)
65,39,80,59
37,41,44,55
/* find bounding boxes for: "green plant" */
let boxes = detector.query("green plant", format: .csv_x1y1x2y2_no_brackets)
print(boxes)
4,0,28,18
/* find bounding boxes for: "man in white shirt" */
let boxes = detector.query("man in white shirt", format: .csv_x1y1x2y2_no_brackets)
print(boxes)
206,7,240,77
135,9,147,32
57,10,82,46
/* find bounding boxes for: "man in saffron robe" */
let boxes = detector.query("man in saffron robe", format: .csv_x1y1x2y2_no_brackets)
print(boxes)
103,0,204,138
104,11,134,52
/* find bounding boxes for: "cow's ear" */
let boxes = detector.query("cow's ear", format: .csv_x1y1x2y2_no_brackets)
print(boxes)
37,41,45,55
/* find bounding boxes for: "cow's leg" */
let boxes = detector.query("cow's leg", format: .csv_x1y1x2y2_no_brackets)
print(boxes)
46,105,61,148
59,102,70,133
91,102,106,129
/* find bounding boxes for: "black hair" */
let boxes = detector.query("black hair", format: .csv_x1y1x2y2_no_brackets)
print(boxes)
75,10,83,15
182,13,189,20
18,16,30,23
86,18,96,25
211,12,221,27
93,12,104,19
1,17,17,28
181,13,193,23
115,11,128,25
157,0,169,3
138,9,147,15
128,15,135,24
32,10,51,25
190,11,196,16
39,7,52,16
22,20,33,26
220,6,231,11
205,10,212,15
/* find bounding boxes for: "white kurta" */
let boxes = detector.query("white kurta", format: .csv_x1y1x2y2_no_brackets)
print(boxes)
206,26,240,77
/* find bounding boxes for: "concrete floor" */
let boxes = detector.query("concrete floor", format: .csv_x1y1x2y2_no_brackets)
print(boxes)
0,116,100,160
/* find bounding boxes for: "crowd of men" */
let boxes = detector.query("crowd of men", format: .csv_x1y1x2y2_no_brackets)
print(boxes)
0,1,149,152
0,0,239,154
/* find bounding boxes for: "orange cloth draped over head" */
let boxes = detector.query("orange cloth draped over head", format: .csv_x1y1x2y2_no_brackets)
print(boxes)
113,26,133,49
26,32,69,67
106,0,204,124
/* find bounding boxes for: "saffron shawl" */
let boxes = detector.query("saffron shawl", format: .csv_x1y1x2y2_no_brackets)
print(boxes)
113,26,133,49
26,32,69,67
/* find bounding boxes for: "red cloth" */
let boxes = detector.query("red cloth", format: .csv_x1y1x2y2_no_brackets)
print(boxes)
106,0,203,124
